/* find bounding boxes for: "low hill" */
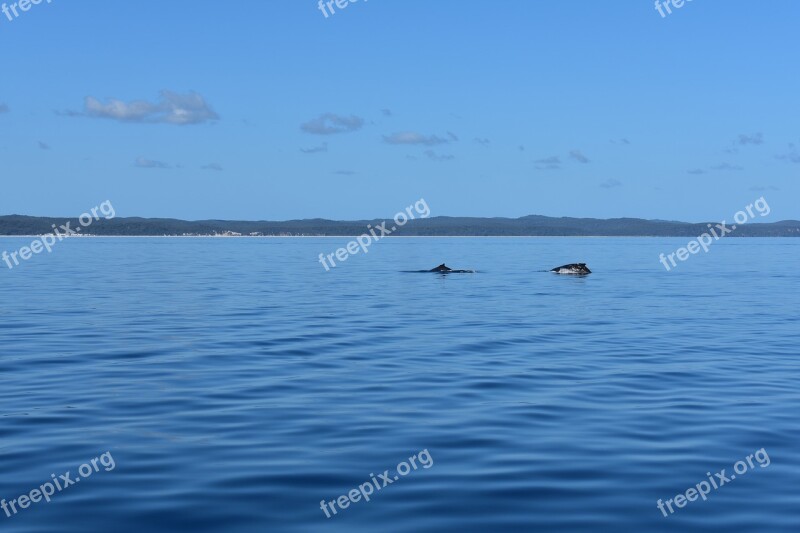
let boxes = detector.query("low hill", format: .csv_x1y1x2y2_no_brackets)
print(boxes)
2,214,799,237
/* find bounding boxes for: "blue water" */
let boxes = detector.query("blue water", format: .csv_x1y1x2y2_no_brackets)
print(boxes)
1,237,798,532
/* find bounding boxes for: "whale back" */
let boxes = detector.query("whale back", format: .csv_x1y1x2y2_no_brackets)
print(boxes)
551,263,591,274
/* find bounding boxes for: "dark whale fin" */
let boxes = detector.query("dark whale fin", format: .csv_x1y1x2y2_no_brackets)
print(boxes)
405,263,475,273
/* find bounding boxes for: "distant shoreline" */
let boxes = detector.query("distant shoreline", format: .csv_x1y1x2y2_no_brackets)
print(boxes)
2,214,799,238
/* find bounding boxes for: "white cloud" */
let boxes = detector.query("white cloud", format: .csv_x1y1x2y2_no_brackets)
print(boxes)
135,157,170,169
383,132,449,146
301,113,364,135
423,149,454,161
75,91,219,125
300,142,329,154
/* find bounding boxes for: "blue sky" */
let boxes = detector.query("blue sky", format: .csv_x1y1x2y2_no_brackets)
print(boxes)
1,0,798,221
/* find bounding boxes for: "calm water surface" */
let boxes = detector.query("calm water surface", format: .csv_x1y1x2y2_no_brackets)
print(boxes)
1,237,798,532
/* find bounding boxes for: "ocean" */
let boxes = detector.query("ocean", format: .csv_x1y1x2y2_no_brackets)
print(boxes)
1,237,798,532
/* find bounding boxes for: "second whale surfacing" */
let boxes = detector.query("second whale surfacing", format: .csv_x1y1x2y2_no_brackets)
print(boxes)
550,263,591,275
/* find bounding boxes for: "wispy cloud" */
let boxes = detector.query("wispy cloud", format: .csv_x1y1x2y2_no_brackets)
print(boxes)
0,103,8,114
333,170,357,176
776,144,800,163
687,168,706,175
711,162,743,171
301,113,364,135
300,142,329,154
383,132,450,146
447,131,459,142
202,163,223,171
776,153,800,163
474,137,490,146
38,141,51,150
725,132,764,154
610,138,630,145
749,185,780,192
67,91,219,125
381,109,392,117
600,178,622,189
135,157,170,169
737,132,764,146
423,149,455,161
518,145,525,152
535,156,561,170
569,149,590,163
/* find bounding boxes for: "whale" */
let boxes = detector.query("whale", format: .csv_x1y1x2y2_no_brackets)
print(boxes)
550,263,591,275
419,263,474,273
